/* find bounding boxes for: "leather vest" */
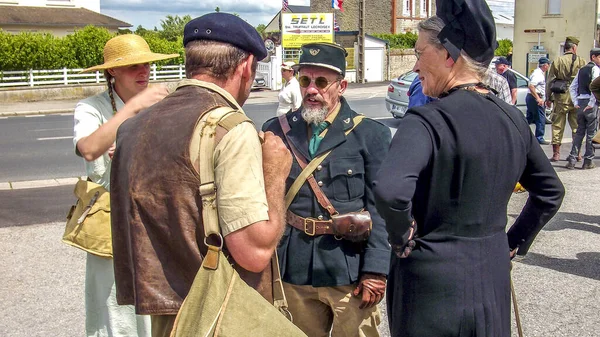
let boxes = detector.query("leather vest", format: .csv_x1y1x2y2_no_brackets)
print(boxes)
111,84,272,315
577,62,595,96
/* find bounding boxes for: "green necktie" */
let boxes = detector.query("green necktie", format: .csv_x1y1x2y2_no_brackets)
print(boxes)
309,122,329,159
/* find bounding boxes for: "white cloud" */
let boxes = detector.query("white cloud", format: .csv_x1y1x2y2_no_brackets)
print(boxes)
100,0,310,28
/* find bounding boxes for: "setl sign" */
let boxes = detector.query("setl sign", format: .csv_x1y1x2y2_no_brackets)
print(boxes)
282,13,334,48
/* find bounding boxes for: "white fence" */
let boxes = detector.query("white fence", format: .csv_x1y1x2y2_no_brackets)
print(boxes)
0,62,273,88
0,64,186,88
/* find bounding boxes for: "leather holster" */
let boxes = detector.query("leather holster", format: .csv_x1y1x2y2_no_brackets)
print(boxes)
331,210,372,242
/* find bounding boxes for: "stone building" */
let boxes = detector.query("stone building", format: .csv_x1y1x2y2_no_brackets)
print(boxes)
310,0,436,34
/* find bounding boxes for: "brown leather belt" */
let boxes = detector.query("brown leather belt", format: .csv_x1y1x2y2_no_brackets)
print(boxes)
287,211,335,236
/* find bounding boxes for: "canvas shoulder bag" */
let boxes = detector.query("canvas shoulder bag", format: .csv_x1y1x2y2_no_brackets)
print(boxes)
550,54,577,94
62,179,112,257
169,107,306,337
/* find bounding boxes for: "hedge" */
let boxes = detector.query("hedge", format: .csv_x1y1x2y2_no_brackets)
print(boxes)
372,32,418,49
0,26,184,71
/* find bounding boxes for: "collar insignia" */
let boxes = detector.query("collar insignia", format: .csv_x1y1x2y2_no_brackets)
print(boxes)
292,116,298,122
309,48,320,56
343,118,350,124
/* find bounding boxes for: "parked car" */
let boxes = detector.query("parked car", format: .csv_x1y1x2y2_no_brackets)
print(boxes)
252,72,267,89
385,69,551,123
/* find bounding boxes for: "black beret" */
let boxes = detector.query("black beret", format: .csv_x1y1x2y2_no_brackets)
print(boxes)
436,0,498,65
183,13,267,61
297,42,348,76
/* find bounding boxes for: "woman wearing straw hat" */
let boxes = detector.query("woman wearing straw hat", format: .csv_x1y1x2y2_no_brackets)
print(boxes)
74,34,177,337
276,61,302,116
373,0,564,335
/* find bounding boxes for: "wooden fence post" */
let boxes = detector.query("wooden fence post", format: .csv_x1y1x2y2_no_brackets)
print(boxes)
29,69,34,87
151,64,157,81
63,67,68,85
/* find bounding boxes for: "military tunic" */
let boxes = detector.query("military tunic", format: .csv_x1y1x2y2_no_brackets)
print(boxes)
262,97,391,287
546,52,587,144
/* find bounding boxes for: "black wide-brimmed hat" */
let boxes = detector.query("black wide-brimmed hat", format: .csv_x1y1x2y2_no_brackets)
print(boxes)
297,42,348,76
436,0,498,65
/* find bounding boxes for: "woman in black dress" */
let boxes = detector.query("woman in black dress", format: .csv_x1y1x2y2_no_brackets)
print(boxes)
373,1,565,336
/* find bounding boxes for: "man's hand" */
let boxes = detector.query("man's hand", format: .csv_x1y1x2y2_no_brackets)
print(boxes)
584,105,593,112
352,273,386,309
260,131,292,180
574,105,580,109
537,98,545,107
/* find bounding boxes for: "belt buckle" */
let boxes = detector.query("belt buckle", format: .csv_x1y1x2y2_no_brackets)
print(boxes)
304,218,316,236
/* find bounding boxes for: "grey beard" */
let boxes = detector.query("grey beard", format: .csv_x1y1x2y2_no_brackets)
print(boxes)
302,106,328,125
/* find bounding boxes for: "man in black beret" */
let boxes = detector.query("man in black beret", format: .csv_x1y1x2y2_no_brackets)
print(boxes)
262,42,391,336
110,12,293,337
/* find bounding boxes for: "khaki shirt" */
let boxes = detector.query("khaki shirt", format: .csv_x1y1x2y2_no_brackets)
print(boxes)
546,52,587,103
184,80,269,236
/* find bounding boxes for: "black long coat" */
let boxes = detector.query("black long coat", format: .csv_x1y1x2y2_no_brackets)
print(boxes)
374,90,564,336
262,97,391,287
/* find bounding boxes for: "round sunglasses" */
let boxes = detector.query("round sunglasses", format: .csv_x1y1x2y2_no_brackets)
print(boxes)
298,76,340,90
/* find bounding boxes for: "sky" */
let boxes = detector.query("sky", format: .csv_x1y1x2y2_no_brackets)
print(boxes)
100,0,514,31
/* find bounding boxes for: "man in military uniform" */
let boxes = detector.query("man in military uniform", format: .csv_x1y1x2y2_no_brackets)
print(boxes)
110,13,292,337
262,42,391,337
545,36,587,161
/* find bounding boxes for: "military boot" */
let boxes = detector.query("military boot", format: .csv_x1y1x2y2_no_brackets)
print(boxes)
550,144,561,162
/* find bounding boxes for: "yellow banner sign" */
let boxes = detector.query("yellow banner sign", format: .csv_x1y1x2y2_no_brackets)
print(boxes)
282,13,334,48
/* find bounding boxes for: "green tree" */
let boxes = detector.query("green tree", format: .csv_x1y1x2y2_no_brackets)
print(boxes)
215,6,220,12
256,24,266,38
63,26,114,69
495,39,513,56
159,15,192,42
372,32,418,49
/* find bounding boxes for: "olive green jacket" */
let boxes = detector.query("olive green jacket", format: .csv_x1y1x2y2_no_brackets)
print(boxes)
546,52,587,104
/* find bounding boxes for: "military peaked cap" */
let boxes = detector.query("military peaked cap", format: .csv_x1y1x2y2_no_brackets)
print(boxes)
297,42,348,76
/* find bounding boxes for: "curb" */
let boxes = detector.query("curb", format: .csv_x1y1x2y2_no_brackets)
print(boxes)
0,108,75,117
0,177,82,191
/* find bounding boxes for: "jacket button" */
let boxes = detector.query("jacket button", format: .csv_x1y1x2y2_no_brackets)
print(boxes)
347,169,353,175
317,181,323,187
317,165,323,171
317,215,324,220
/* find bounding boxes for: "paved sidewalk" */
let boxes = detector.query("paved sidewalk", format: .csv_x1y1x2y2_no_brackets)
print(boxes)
0,82,390,116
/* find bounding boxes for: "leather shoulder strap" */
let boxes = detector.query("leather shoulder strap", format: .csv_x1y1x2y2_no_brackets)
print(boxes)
283,115,365,211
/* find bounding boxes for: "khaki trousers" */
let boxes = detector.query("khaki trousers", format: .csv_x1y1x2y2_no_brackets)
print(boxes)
151,315,176,337
283,282,381,337
551,102,578,144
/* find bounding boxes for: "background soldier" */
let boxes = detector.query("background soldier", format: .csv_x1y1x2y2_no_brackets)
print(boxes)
545,36,587,161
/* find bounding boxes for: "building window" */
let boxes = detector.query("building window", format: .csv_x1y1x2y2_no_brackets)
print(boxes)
420,0,429,18
403,0,411,16
547,0,561,15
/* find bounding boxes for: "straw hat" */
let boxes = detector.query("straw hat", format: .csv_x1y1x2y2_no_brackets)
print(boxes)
83,34,179,73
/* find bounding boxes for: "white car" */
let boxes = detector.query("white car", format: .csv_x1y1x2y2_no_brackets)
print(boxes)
385,69,551,123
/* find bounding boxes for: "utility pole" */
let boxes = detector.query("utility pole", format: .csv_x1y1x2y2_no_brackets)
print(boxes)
357,0,366,83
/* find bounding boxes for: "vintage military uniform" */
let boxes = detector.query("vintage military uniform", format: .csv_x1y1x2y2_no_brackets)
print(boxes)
263,42,391,337
545,37,587,154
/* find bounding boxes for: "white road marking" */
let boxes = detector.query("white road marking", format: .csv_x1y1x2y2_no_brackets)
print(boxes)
37,136,72,141
25,115,45,118
32,128,72,132
0,117,8,119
